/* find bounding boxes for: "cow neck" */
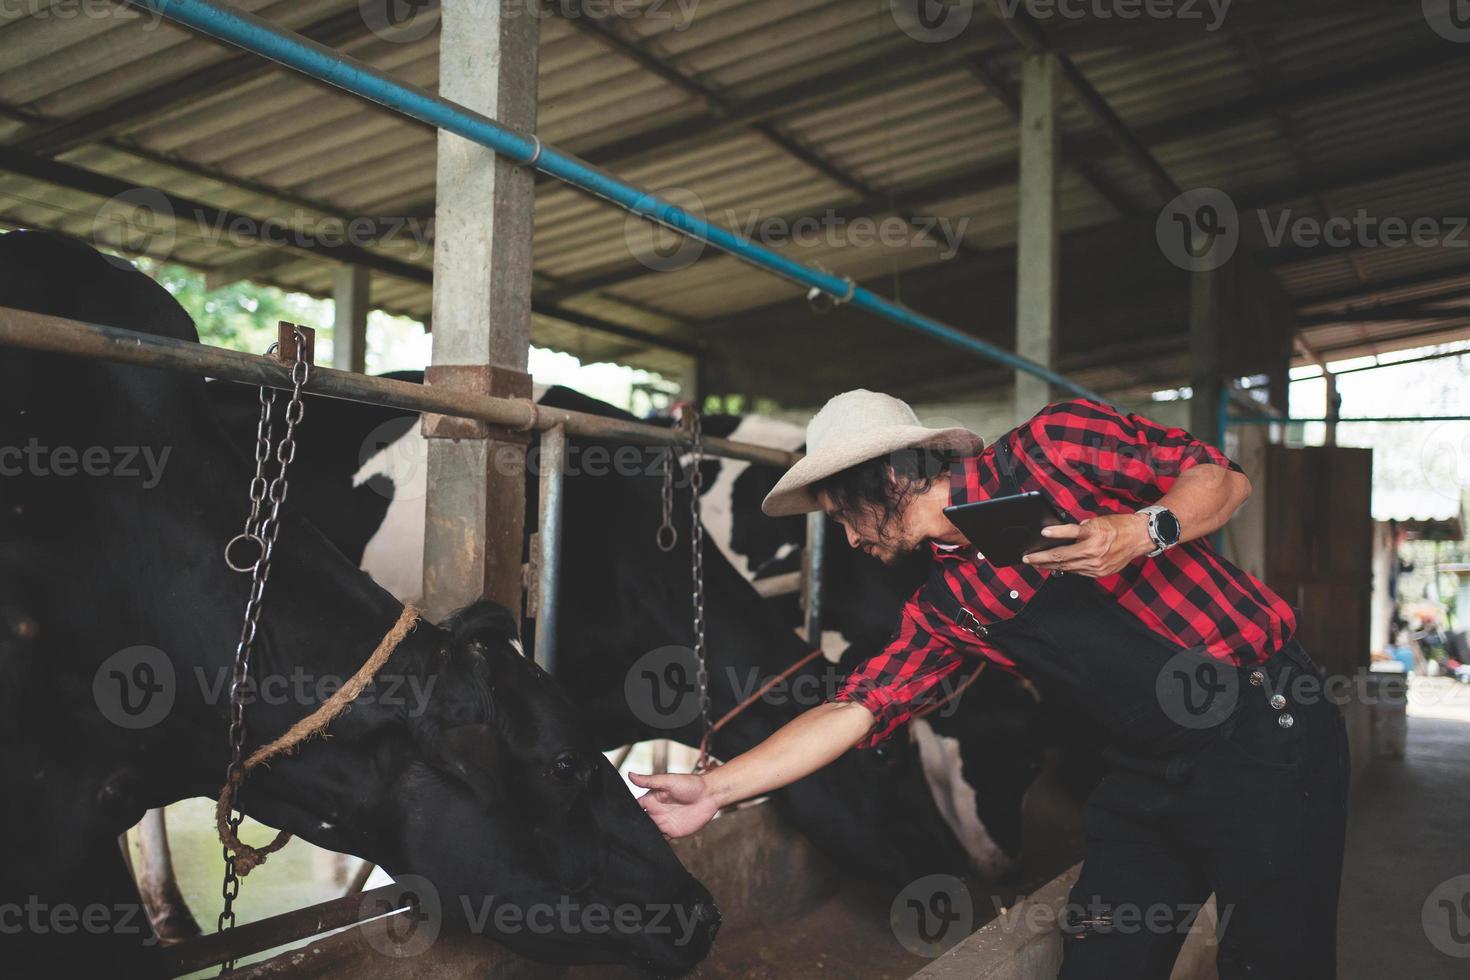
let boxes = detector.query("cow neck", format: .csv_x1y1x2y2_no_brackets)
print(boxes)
61,361,421,742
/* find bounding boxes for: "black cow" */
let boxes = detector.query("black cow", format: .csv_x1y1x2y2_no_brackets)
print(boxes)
208,380,974,885
0,231,717,976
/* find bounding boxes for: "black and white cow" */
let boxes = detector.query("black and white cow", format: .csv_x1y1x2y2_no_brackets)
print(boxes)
209,380,976,885
0,231,718,976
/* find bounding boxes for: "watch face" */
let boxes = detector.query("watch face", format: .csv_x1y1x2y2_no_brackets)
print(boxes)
1157,511,1182,546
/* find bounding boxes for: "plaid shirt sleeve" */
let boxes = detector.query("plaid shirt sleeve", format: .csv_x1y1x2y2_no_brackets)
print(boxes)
1026,399,1243,510
827,589,965,749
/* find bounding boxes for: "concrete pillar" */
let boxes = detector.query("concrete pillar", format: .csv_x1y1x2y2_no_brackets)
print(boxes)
422,0,540,623
1013,53,1060,424
1189,264,1223,443
332,264,370,374
1324,370,1340,446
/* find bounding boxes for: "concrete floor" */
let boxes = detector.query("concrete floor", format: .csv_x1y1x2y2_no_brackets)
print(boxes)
1339,677,1470,980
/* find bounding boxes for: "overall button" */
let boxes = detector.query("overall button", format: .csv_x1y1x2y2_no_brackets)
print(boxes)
1009,590,1020,599
1249,669,1265,687
1277,712,1295,729
1269,694,1287,710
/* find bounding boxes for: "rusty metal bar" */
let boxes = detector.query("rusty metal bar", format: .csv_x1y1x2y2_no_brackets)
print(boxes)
0,307,800,468
752,571,803,600
158,883,407,975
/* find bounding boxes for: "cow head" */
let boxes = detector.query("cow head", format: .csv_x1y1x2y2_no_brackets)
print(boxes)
236,600,718,974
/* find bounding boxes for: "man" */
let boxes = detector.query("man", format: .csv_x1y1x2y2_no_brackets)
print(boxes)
633,390,1348,979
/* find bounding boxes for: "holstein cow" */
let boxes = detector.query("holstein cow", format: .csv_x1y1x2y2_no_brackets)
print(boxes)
209,380,974,885
0,231,718,976
673,412,1102,877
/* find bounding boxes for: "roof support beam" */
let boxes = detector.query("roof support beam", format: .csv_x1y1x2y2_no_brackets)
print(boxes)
12,6,392,156
988,2,1180,205
0,142,697,357
963,53,1136,215
1014,52,1061,421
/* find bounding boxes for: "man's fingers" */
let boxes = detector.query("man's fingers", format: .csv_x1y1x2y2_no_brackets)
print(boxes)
628,771,665,790
1040,523,1084,540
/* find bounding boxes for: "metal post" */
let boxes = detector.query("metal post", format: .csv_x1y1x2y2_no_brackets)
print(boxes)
1014,52,1061,423
1324,371,1340,446
331,264,369,374
1189,262,1223,442
533,424,566,672
421,0,540,623
801,511,825,647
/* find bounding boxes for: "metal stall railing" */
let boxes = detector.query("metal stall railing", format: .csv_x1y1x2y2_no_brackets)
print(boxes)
0,305,808,971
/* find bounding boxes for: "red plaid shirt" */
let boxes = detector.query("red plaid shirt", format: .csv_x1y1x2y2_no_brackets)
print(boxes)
833,399,1297,748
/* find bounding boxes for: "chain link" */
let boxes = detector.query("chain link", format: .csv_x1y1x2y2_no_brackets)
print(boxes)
217,332,310,973
653,407,712,769
685,411,712,772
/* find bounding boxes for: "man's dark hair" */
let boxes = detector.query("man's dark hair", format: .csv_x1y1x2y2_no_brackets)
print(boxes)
813,447,955,544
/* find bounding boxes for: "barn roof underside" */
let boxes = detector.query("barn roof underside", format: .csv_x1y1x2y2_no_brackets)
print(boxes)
3,0,1468,404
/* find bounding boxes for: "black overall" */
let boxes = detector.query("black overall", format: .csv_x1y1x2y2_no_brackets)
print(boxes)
926,435,1350,980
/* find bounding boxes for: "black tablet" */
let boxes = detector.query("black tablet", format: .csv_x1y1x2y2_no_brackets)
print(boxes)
942,492,1066,567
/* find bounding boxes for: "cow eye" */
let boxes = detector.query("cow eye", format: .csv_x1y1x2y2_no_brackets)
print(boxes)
547,751,582,782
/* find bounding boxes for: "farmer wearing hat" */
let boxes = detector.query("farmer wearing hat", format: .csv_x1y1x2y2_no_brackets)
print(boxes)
633,391,1348,980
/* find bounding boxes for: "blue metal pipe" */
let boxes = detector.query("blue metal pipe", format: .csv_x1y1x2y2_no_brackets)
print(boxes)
133,0,1105,403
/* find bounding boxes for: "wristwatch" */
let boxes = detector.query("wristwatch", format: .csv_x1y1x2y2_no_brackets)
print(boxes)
1138,505,1181,557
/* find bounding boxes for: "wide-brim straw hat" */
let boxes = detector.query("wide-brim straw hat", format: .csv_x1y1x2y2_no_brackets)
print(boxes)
761,389,984,517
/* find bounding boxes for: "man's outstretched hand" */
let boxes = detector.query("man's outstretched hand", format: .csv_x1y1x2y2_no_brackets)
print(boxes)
630,771,722,839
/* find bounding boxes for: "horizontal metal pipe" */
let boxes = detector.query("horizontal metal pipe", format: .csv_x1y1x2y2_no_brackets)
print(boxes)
128,0,1104,404
751,570,803,599
1227,415,1470,424
159,883,405,973
0,307,801,468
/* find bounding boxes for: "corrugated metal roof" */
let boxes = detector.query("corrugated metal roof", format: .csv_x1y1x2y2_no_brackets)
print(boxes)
1,0,1467,393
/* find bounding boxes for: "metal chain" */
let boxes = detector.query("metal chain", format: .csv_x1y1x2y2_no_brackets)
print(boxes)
685,410,712,772
217,331,310,974
652,407,712,769
656,433,678,553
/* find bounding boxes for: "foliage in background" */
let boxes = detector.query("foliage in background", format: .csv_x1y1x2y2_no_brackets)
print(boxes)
137,258,331,355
